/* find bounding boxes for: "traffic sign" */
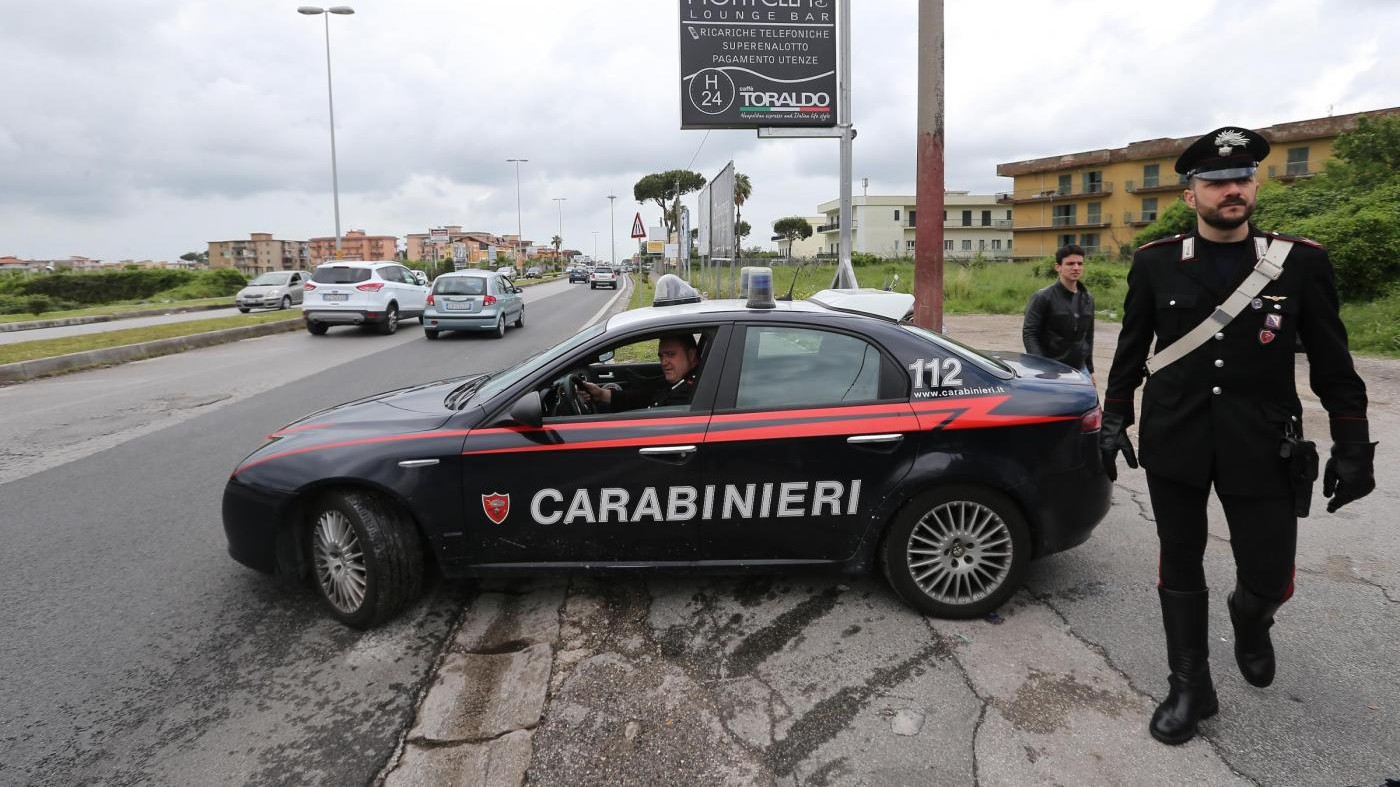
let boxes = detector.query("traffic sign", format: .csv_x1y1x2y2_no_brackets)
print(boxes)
630,212,646,239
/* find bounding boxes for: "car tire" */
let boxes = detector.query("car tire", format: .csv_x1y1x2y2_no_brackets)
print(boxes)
492,315,506,339
306,489,424,629
238,307,251,314
514,308,524,328
307,321,329,335
378,305,399,335
880,485,1030,619
279,296,291,310
424,329,439,340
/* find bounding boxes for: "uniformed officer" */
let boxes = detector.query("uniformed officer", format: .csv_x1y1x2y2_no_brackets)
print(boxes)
579,333,701,411
1099,126,1376,745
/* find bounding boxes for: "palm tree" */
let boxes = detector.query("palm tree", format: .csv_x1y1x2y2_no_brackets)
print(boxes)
551,234,562,262
733,172,752,239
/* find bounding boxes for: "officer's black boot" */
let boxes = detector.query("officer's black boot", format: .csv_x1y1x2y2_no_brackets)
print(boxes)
1150,587,1218,745
1228,580,1284,688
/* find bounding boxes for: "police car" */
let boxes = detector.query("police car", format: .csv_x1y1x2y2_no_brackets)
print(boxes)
223,273,1110,628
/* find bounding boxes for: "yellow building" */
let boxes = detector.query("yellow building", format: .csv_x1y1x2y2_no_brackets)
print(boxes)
208,233,310,275
995,107,1400,261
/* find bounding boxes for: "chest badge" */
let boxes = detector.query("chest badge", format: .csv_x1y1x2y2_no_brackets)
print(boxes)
1265,313,1283,329
482,492,511,525
1251,298,1264,310
1262,295,1287,302
1258,329,1277,346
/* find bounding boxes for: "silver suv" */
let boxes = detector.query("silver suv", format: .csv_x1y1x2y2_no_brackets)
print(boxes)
302,261,429,335
589,265,618,290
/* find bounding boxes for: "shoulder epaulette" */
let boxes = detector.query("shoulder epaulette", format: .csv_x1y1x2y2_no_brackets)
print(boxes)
1262,229,1324,250
1137,233,1185,251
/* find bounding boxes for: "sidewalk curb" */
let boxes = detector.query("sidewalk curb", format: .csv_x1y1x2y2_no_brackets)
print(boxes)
0,317,302,385
0,302,234,333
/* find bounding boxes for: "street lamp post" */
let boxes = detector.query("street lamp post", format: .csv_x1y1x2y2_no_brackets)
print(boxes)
298,5,355,257
552,197,566,264
592,231,598,262
607,193,617,265
506,158,527,264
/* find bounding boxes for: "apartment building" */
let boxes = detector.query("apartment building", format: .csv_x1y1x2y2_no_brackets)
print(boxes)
405,226,529,267
208,233,310,275
814,192,1013,260
307,229,397,265
995,106,1400,260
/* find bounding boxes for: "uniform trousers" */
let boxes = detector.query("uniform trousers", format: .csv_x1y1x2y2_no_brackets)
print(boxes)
1145,472,1297,602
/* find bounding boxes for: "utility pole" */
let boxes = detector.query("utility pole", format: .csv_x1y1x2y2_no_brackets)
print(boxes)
607,193,617,265
507,158,527,265
835,0,856,288
913,0,946,330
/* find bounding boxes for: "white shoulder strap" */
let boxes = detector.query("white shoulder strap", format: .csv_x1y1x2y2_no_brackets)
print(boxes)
1144,239,1293,376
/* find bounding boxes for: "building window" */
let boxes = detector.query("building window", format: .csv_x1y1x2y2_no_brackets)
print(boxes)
1084,171,1104,194
1143,163,1160,188
942,210,947,221
944,240,953,251
1287,147,1310,176
1057,174,1072,195
1007,239,1013,250
992,239,1002,250
980,210,991,226
961,240,972,251
978,239,986,250
1059,234,1076,248
1005,210,1012,220
1086,202,1102,224
1141,197,1158,222
908,210,916,226
961,210,972,226
1080,233,1099,250
1052,204,1076,227
906,240,916,251
894,209,900,221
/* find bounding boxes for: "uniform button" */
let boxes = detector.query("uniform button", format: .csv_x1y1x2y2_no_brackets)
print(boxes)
1274,304,1282,310
1212,386,1222,395
1214,359,1224,368
1214,332,1225,340
1169,299,1177,306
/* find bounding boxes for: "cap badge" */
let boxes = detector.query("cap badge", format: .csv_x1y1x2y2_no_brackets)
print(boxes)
1214,129,1249,156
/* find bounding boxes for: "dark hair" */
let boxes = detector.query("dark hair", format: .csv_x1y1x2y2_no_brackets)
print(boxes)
659,333,698,351
1055,244,1086,264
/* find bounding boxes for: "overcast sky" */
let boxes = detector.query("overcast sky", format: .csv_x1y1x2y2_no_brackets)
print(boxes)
2,0,1398,261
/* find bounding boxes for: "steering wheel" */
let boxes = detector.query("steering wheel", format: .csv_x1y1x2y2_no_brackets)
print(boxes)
562,374,596,415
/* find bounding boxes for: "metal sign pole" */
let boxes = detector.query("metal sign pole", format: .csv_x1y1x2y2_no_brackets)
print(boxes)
835,0,857,289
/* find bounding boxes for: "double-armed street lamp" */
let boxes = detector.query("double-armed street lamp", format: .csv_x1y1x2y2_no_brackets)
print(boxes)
607,193,617,265
297,5,355,256
506,158,527,263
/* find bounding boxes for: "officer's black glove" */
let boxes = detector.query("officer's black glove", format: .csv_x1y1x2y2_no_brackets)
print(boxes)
1099,411,1138,482
1322,441,1377,513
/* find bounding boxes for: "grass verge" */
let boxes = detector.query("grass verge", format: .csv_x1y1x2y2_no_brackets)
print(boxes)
0,296,234,325
0,311,300,365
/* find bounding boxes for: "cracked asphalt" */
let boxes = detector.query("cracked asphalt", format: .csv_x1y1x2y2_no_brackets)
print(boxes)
386,317,1399,787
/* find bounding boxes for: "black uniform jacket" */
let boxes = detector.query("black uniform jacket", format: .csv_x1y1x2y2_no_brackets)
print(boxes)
1104,226,1368,496
1022,281,1096,372
609,373,698,412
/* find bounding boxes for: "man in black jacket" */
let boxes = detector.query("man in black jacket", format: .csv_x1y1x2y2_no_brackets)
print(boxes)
1023,244,1095,374
580,333,700,411
1100,126,1376,746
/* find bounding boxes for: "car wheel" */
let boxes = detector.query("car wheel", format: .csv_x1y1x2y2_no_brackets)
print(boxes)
378,305,399,335
238,307,251,313
514,307,524,328
307,321,329,335
492,315,506,339
279,296,291,310
881,485,1030,619
306,489,424,629
424,329,439,340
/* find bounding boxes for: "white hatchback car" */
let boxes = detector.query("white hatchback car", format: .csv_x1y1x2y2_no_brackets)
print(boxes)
302,261,430,335
589,265,618,289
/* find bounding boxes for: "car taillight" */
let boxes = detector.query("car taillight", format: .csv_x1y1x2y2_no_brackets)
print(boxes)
356,281,385,292
483,295,497,306
303,281,317,291
1080,407,1102,433
426,293,435,306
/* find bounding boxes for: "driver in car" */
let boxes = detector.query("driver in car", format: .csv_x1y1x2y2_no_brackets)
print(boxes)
578,333,700,411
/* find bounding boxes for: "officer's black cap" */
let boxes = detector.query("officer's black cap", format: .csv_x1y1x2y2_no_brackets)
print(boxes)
1174,126,1271,181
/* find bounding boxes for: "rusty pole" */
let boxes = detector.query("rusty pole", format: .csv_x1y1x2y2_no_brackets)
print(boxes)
913,0,945,330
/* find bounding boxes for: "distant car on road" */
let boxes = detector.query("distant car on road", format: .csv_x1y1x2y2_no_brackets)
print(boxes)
569,267,590,284
496,266,517,280
590,265,618,289
236,270,307,312
410,269,429,286
302,261,429,335
422,269,524,340
524,266,543,278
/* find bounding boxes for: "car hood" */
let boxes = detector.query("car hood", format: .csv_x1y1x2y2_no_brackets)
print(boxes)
238,285,284,294
296,375,484,421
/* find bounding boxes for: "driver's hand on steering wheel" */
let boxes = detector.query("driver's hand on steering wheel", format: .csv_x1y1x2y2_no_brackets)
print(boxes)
578,378,611,405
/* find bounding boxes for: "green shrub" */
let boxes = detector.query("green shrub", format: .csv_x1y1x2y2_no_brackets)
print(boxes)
25,295,55,315
21,269,196,304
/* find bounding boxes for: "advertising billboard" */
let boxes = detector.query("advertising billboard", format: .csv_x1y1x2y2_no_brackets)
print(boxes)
679,0,838,129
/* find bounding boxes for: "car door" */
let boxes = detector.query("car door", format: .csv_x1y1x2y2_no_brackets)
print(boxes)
457,325,731,564
395,265,427,313
288,272,304,304
700,323,917,563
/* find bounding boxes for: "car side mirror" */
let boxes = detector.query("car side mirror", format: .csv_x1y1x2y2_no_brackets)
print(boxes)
505,390,543,429
512,287,523,294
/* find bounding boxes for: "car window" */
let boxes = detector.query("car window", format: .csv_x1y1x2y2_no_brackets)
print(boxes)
249,272,291,286
473,323,608,403
735,326,886,409
382,267,406,283
312,266,371,284
396,266,417,283
435,276,487,296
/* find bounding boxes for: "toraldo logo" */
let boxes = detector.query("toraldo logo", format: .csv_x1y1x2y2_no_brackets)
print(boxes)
740,90,830,109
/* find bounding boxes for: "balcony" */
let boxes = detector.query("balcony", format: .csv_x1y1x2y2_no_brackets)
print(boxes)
996,182,1114,204
1123,211,1158,226
1015,216,1112,231
817,221,840,233
1124,177,1187,194
935,219,1013,229
1269,162,1313,181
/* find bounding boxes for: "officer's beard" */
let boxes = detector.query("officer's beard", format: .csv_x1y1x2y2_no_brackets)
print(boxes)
1198,199,1254,231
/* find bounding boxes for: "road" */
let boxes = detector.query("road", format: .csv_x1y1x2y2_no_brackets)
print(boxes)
0,277,620,786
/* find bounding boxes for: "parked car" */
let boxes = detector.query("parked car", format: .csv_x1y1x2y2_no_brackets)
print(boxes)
524,266,543,278
496,266,517,280
302,261,429,335
590,265,618,289
236,270,308,312
223,278,1109,627
422,269,524,340
569,267,590,283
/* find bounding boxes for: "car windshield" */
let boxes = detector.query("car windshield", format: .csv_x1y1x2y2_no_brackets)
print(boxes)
900,324,1015,378
435,277,487,296
248,272,291,286
594,267,613,274
465,322,608,405
312,266,371,284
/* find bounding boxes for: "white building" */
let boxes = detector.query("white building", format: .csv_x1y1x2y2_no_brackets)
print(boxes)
814,192,1013,260
769,216,826,258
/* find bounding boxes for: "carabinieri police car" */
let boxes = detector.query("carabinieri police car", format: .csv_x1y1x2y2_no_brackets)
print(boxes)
223,273,1111,628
